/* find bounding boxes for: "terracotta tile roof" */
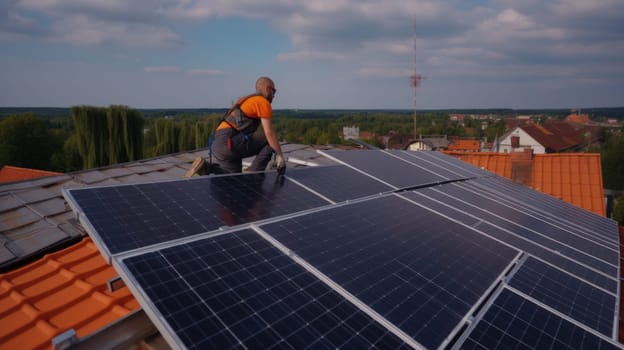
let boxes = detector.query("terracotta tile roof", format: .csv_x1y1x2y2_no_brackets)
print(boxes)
0,236,139,350
444,151,606,216
0,166,63,184
447,139,480,152
517,120,603,153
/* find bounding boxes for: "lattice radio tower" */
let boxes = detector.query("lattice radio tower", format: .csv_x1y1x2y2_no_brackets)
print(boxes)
410,17,424,140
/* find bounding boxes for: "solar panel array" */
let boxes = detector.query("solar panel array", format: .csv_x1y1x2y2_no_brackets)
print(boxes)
63,150,623,350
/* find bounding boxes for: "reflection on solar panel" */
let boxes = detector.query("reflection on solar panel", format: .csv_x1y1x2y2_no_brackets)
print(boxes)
121,229,411,350
470,177,618,244
286,165,393,202
387,150,484,180
64,172,329,258
319,149,453,188
461,289,622,350
63,150,623,349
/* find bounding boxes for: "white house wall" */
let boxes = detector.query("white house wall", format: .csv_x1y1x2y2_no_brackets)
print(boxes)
498,127,546,154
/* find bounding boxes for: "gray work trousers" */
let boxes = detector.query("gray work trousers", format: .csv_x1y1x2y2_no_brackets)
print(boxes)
211,128,274,173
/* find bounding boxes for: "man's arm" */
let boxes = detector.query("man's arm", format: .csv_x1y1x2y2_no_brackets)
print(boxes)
260,117,283,158
260,117,286,174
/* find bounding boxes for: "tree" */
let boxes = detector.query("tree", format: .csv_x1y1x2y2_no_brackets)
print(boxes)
600,132,624,190
0,114,59,169
153,118,179,155
72,105,144,169
613,195,624,225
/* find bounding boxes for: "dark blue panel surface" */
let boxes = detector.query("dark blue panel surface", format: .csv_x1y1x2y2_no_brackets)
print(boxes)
68,173,329,255
461,289,622,350
262,195,518,349
286,165,393,202
122,229,411,350
321,150,449,189
432,183,617,271
509,257,616,336
405,190,618,293
470,177,619,246
388,150,480,180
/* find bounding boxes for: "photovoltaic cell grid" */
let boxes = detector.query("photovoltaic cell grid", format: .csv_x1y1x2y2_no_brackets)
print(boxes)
469,176,619,245
508,257,616,336
121,229,411,350
404,187,619,294
261,194,519,349
64,172,329,257
62,149,623,350
388,150,490,180
286,165,393,203
461,289,622,350
452,179,620,277
319,149,459,189
415,183,618,276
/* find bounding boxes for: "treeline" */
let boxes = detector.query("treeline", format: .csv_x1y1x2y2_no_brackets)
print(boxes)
1,106,623,192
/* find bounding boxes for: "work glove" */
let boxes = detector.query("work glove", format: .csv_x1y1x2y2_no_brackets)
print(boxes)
276,155,286,176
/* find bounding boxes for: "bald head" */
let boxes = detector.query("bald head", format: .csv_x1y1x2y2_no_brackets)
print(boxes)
256,76,276,103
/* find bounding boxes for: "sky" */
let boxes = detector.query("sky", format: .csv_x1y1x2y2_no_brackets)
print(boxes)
1,0,623,110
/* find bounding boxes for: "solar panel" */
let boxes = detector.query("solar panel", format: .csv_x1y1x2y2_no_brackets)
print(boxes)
119,228,412,350
286,165,393,203
319,149,451,189
469,176,619,244
507,257,616,336
405,185,618,291
461,289,622,350
261,194,519,349
63,149,623,349
409,184,618,276
387,150,486,180
64,172,330,258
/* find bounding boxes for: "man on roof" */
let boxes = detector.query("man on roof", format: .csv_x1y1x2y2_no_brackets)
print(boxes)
186,76,286,177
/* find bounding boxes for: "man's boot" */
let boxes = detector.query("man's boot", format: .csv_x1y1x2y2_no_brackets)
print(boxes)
184,157,206,178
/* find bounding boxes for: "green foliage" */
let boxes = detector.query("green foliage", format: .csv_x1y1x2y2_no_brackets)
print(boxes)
600,132,624,190
50,134,82,172
613,195,624,225
0,113,61,169
71,105,144,169
143,114,221,158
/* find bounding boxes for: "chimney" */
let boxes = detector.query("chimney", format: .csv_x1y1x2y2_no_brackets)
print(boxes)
511,148,534,186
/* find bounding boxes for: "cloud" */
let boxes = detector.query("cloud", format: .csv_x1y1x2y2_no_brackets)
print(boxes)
277,50,348,62
353,66,412,79
144,66,180,73
0,0,45,39
144,66,225,76
187,69,224,76
3,0,623,108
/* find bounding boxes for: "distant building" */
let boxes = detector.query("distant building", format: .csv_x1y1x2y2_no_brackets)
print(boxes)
405,135,450,151
566,113,590,124
497,120,602,154
343,126,359,140
498,127,546,154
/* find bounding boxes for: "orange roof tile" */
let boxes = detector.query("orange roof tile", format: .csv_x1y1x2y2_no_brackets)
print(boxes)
0,237,139,350
447,139,480,152
0,166,62,184
444,151,606,217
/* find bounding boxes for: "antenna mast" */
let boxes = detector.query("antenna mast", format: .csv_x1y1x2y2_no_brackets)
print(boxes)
410,17,424,140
